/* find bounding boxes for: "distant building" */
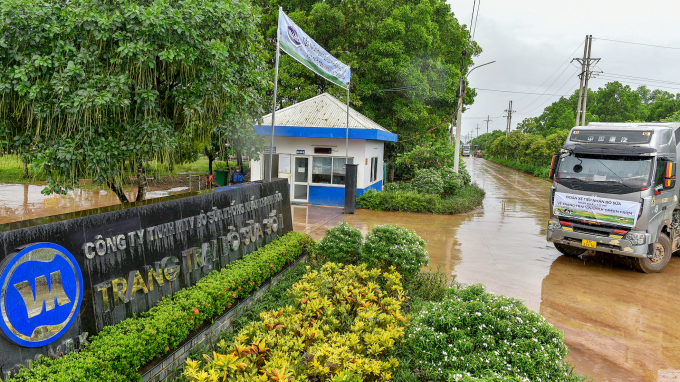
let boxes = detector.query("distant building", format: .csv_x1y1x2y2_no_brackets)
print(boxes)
251,93,397,206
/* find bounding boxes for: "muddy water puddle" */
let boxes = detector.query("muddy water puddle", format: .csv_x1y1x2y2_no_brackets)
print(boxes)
293,158,680,381
0,184,190,225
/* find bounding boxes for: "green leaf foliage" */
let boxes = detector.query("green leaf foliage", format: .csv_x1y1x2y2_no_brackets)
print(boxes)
0,0,268,195
256,0,481,158
361,224,428,283
357,182,485,215
317,221,364,265
411,168,444,195
401,283,583,382
8,232,313,382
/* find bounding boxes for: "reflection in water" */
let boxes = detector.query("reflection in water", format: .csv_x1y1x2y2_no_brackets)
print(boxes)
0,184,189,225
293,158,680,382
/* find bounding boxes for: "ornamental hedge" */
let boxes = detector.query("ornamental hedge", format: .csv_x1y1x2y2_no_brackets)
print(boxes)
183,262,408,381
9,232,313,382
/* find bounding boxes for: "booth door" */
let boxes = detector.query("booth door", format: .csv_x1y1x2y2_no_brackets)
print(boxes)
292,156,309,202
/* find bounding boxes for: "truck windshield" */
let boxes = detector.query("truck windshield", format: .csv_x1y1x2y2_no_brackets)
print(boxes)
556,153,653,188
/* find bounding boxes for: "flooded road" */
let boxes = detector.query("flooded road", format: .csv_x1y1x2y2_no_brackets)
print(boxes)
0,184,190,225
293,158,680,382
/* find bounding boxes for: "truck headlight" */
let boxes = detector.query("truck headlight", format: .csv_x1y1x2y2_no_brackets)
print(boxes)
624,232,646,245
548,220,560,230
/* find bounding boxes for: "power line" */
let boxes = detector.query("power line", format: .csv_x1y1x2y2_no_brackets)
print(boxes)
515,61,575,112
592,76,680,92
472,0,481,41
594,38,680,51
513,40,585,103
474,88,574,96
597,73,680,86
469,0,476,37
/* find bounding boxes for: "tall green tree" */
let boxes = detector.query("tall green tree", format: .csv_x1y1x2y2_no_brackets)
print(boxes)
0,0,267,203
257,0,480,160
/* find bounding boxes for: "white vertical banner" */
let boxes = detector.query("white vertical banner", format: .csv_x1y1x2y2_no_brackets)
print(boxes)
278,8,350,89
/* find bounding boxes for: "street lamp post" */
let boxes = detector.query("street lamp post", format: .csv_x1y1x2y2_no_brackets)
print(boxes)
453,58,496,173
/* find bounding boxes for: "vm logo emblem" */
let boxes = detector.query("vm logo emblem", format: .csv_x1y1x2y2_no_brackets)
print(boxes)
0,243,83,347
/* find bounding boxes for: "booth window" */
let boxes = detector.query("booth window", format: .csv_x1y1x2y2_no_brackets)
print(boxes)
312,157,332,184
314,147,332,154
370,157,378,182
312,157,353,184
332,158,353,185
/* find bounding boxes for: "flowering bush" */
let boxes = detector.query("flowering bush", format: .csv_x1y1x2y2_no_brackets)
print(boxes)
402,283,582,382
411,168,444,195
438,167,464,196
183,263,408,381
317,221,363,265
361,225,428,283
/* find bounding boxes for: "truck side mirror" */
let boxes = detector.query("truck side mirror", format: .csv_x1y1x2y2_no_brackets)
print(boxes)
664,161,676,189
549,154,560,180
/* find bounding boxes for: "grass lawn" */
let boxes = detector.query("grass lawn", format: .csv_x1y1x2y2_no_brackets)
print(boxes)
0,155,250,185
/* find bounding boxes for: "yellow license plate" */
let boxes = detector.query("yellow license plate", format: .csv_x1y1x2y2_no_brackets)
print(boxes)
582,239,597,248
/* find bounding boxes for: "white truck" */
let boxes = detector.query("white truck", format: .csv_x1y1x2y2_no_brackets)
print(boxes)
462,144,471,157
546,122,680,273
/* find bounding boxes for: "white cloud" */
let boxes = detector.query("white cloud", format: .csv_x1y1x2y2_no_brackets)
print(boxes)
448,0,680,139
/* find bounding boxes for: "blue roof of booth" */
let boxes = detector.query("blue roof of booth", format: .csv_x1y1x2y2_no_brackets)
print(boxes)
254,125,397,142
255,93,398,142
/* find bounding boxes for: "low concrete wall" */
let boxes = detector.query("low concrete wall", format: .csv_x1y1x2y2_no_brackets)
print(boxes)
139,255,307,382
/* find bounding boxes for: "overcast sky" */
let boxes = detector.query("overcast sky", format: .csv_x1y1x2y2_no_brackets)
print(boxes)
446,0,680,141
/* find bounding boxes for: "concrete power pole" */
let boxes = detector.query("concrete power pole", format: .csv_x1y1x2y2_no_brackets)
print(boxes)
504,101,515,136
572,35,600,126
574,35,588,126
476,124,480,139
483,115,492,134
453,50,467,173
581,35,594,126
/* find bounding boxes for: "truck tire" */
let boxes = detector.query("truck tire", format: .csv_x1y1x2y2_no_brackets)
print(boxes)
553,243,587,257
634,233,672,273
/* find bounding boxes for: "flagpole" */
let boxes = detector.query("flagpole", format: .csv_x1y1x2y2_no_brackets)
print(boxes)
345,85,349,163
268,9,281,182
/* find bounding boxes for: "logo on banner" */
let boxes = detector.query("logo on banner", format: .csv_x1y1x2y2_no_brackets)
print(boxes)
287,26,302,47
0,243,83,347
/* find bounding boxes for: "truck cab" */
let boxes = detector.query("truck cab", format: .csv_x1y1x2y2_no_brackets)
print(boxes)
546,122,680,273
462,145,471,156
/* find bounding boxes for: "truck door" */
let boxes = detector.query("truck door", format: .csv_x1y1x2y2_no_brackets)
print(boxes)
652,158,675,230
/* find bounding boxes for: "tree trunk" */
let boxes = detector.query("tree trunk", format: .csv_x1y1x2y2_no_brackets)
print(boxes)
236,152,243,168
22,160,28,178
108,180,130,203
136,161,147,202
208,154,214,175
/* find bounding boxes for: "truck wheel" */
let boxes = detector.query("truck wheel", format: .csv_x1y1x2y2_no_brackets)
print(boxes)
634,233,672,273
553,243,587,257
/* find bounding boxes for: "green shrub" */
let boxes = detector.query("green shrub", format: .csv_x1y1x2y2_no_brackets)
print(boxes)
362,225,428,283
357,183,485,215
395,145,460,179
9,232,313,382
486,156,550,179
402,283,582,382
439,167,464,196
317,221,363,264
411,168,444,195
384,181,411,192
183,263,408,381
407,267,450,302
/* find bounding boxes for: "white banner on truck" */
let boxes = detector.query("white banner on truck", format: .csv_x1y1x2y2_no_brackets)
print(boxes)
553,192,641,228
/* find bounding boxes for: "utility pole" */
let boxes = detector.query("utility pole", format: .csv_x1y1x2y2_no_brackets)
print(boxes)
475,124,480,139
483,115,492,134
572,35,600,126
504,101,515,136
453,50,467,173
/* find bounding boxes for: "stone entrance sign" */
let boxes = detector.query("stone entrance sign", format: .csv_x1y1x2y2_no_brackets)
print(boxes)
0,180,292,378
